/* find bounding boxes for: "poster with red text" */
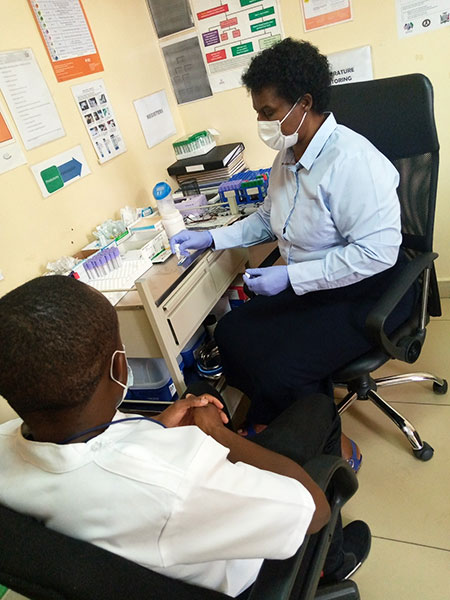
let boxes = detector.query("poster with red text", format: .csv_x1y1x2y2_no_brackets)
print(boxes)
192,0,283,93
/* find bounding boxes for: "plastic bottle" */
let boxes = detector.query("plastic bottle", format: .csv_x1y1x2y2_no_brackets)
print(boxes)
152,182,185,238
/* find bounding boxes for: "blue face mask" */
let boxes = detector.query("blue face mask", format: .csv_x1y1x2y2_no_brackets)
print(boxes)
109,345,134,408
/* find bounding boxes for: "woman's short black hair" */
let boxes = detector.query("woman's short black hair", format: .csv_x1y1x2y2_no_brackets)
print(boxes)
0,275,119,416
242,38,332,113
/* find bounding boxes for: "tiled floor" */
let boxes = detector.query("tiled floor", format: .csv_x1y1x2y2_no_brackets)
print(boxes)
341,298,450,599
3,302,450,600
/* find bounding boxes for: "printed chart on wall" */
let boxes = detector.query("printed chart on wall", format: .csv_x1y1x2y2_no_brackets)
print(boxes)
301,0,352,32
192,0,283,93
72,79,126,163
27,0,103,82
396,0,450,38
0,49,65,150
0,104,26,175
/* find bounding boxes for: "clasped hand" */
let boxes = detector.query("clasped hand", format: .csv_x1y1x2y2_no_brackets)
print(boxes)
155,394,228,429
245,265,290,296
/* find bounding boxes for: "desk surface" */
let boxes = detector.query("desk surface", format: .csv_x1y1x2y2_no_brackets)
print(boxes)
116,248,207,309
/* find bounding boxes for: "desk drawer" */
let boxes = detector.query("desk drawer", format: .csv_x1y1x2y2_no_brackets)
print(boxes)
163,267,216,347
208,248,247,294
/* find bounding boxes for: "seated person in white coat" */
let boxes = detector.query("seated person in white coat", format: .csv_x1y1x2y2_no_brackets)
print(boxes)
0,275,370,597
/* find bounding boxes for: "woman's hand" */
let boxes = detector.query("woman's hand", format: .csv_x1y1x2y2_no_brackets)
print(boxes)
155,394,229,428
245,266,290,296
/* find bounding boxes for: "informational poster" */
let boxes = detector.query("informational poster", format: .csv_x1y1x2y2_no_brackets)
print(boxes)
396,0,450,38
27,0,104,82
0,103,27,175
146,0,194,38
192,0,283,93
31,145,90,197
328,46,373,86
0,49,65,150
134,90,176,148
301,0,352,32
161,35,213,104
72,79,126,163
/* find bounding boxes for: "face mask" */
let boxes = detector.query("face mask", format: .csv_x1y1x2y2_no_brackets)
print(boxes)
110,345,134,408
257,98,307,151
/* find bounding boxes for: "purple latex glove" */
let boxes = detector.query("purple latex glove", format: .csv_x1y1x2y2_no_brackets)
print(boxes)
245,266,290,296
169,230,213,256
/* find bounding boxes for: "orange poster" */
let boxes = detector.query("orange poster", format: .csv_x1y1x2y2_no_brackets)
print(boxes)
302,0,352,32
0,112,13,144
27,0,103,82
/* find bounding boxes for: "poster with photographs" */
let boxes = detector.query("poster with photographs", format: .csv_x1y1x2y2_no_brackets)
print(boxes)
72,79,126,163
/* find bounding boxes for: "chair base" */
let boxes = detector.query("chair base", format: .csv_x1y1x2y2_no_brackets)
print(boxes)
336,372,447,461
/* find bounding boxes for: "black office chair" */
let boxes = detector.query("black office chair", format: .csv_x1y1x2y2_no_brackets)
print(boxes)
327,73,447,461
245,74,447,461
0,457,360,600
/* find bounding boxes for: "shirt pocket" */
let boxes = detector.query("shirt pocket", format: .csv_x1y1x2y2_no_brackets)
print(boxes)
286,195,337,252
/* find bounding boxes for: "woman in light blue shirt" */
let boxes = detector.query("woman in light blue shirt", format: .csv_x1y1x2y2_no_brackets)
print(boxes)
170,39,414,468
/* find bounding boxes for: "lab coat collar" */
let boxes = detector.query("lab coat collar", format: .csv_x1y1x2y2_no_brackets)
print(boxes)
283,112,337,171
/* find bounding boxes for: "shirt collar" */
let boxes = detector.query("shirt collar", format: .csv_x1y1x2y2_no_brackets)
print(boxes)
283,112,337,171
14,412,155,473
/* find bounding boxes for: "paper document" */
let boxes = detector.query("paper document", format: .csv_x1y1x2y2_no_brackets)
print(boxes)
134,90,176,148
0,48,65,150
27,0,104,82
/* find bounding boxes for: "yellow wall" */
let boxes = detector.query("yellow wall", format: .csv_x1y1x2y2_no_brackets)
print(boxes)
0,0,184,295
0,0,449,303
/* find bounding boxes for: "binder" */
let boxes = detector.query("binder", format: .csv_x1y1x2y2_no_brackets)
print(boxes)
167,142,245,176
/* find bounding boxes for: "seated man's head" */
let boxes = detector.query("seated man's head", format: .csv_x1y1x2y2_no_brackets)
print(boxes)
0,276,127,441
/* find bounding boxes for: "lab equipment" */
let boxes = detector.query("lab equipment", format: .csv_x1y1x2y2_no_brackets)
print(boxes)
218,168,271,206
123,355,184,411
152,182,185,238
172,130,216,160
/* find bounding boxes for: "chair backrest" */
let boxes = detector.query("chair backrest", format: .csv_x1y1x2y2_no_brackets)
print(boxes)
327,73,441,315
0,503,224,600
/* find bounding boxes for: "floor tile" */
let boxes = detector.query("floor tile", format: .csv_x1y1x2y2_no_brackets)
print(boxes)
342,401,450,550
336,319,450,407
351,537,450,600
433,297,450,320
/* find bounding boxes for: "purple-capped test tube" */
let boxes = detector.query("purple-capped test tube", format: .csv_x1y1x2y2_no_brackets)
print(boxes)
83,260,93,280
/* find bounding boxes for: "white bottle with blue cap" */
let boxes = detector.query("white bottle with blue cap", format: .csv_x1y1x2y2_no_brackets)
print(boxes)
152,182,185,239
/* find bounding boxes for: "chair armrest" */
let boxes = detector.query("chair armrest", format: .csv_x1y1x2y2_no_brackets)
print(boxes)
365,252,438,361
248,457,358,600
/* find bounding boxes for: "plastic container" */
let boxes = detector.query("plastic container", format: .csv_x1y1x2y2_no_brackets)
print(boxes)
123,355,184,410
152,182,185,238
172,130,216,160
152,182,176,217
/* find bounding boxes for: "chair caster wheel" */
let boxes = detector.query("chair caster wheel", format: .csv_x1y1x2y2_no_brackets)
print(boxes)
413,442,434,461
433,379,448,395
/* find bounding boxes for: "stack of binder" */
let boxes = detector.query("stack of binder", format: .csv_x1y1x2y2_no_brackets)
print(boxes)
167,143,246,194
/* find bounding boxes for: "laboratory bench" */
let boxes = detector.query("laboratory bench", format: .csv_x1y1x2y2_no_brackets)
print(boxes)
115,246,248,395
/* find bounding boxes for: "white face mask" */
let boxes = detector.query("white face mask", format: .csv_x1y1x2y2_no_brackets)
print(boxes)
257,98,307,151
110,345,134,408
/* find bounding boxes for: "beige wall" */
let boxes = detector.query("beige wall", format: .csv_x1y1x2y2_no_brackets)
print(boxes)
0,0,184,295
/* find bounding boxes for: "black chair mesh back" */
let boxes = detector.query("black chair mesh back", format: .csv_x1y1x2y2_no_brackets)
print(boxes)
327,74,441,317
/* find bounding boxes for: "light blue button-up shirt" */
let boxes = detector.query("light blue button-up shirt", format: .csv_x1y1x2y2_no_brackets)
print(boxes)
212,113,402,296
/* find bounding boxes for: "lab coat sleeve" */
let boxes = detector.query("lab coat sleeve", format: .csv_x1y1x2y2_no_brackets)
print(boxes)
211,196,276,250
159,434,315,566
287,151,402,295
